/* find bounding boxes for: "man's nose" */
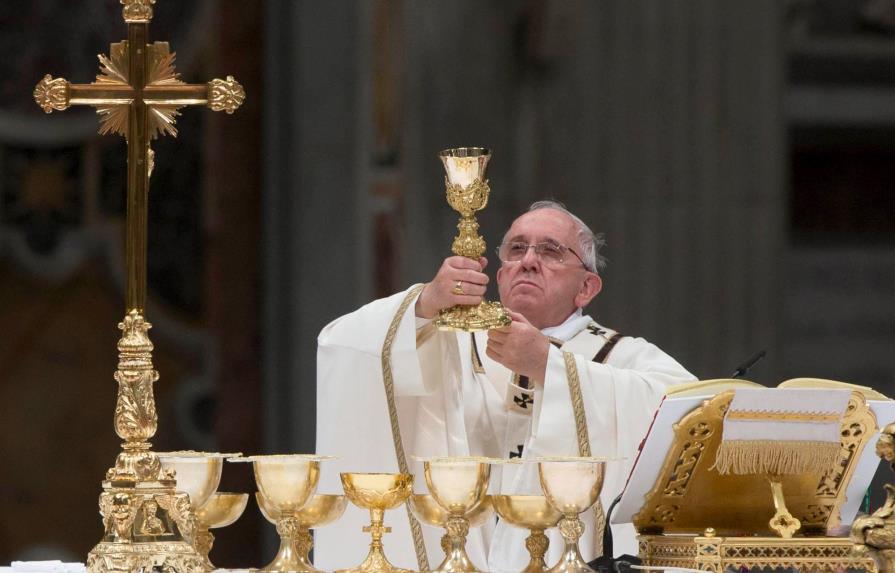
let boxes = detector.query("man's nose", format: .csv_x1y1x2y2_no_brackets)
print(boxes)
520,245,540,270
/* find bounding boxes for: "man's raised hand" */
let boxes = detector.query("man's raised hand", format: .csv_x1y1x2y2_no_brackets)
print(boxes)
486,309,550,381
415,256,489,319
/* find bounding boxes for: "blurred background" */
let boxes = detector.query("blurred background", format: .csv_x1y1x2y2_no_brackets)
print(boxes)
2,0,895,567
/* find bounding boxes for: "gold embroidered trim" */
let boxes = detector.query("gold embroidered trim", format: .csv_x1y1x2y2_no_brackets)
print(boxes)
381,285,429,570
470,333,485,374
564,352,591,457
726,410,840,423
563,351,605,556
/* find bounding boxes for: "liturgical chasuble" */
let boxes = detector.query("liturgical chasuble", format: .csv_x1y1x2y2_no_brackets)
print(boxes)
315,285,695,572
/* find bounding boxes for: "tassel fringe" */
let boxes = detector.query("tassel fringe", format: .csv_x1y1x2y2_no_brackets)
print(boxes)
712,440,840,475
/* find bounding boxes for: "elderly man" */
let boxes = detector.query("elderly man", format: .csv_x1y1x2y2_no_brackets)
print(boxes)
315,201,694,572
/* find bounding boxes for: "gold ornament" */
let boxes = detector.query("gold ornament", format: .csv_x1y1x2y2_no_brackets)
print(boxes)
435,148,511,332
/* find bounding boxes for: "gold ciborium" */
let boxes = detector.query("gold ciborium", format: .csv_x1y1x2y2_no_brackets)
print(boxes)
423,458,492,573
257,492,348,573
492,495,563,573
194,492,249,569
538,459,606,573
158,450,239,570
230,455,322,572
338,473,414,573
408,494,494,558
436,147,511,332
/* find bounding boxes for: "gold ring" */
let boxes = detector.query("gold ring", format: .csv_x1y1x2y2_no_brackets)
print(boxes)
451,280,464,295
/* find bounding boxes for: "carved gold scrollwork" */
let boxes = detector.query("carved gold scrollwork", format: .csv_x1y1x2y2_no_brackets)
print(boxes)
208,76,246,114
34,75,70,113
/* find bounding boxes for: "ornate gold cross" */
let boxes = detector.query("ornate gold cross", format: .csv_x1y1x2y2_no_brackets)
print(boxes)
33,0,244,313
32,2,244,571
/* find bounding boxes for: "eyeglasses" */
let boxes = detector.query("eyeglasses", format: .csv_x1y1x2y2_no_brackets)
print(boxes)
496,241,587,269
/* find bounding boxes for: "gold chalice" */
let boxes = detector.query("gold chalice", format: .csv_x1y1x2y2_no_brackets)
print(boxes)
338,472,414,573
257,492,348,573
194,492,249,569
408,494,494,557
436,147,511,332
158,451,234,512
538,459,606,573
423,458,492,573
492,495,562,573
157,451,239,561
230,455,323,572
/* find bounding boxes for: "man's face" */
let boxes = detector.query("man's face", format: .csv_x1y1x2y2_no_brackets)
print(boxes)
496,209,601,329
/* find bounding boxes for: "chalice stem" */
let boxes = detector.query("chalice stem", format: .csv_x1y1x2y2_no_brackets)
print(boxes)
547,516,592,573
522,529,550,573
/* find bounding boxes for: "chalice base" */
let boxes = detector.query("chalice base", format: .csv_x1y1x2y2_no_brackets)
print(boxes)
260,537,314,573
434,550,486,573
435,301,511,332
336,547,413,573
546,543,595,573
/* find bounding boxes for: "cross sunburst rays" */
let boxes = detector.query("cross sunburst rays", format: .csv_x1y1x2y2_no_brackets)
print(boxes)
93,41,186,139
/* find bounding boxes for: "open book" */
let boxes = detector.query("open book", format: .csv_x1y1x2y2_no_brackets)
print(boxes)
612,378,895,536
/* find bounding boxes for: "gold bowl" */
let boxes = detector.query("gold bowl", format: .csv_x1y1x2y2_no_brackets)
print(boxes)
423,459,492,573
158,451,232,511
538,459,606,573
194,492,249,570
337,473,413,573
248,454,322,514
493,495,562,573
257,492,348,573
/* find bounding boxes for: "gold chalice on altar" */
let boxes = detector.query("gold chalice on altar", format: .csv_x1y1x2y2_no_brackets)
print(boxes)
257,492,348,573
195,492,249,569
423,458,492,573
338,472,414,573
230,455,323,572
493,495,563,573
538,458,606,573
436,147,511,332
408,494,494,557
157,452,238,549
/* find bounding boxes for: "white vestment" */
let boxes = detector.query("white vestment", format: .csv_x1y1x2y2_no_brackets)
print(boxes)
315,285,695,571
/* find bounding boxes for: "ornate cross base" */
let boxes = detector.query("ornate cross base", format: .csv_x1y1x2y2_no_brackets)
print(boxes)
87,484,205,573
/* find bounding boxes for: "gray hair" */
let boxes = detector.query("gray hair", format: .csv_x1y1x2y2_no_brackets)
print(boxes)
527,200,607,273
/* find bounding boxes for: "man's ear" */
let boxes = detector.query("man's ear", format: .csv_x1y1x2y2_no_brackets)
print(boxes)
575,272,602,308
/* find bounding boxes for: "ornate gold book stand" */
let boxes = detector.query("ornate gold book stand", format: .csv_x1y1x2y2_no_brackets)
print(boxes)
633,390,880,572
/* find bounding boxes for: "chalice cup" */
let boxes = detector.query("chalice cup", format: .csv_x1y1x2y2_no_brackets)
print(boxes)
436,147,511,332
158,450,237,561
423,458,492,573
408,494,494,558
231,455,322,572
194,492,249,570
338,472,414,573
492,495,563,573
257,492,348,573
538,459,606,573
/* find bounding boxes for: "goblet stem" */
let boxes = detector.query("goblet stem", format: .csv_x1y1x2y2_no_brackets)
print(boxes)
195,526,215,571
261,516,303,572
522,528,550,573
547,516,593,573
433,515,481,573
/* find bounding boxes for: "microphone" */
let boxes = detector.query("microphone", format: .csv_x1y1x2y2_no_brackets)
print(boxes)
730,349,766,379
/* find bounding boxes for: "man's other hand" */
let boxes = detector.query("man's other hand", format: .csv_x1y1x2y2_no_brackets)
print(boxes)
486,310,549,381
415,256,489,319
